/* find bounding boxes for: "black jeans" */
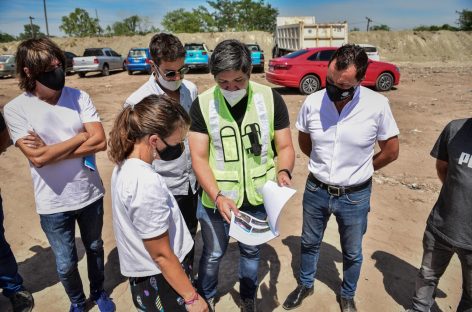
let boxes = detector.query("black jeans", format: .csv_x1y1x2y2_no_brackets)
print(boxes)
173,184,199,276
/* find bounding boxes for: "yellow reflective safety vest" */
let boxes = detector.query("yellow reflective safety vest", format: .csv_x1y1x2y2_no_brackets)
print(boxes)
199,81,276,208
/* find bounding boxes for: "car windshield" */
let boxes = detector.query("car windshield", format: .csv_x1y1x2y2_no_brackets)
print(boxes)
284,49,310,59
0,56,11,62
83,49,104,57
129,50,147,57
185,44,205,51
362,47,377,53
246,45,260,52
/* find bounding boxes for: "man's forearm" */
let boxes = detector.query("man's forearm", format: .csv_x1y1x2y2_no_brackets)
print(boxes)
20,133,87,167
66,135,107,159
373,151,397,171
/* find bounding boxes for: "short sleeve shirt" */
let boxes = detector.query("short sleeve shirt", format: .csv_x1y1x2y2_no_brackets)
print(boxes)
3,87,104,214
190,88,290,133
111,158,193,277
296,86,399,186
427,118,472,250
125,75,198,196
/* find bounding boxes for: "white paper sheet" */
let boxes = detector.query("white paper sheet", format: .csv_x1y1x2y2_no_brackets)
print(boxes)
229,181,296,245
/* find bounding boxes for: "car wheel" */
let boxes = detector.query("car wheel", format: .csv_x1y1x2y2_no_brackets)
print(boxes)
102,64,110,76
127,70,133,75
299,75,320,94
122,61,127,71
78,72,86,78
376,72,394,91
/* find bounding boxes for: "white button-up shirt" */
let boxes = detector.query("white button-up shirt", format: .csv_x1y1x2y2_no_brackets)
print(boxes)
125,74,198,195
296,86,399,186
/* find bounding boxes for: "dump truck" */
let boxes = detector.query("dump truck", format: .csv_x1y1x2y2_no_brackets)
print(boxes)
273,16,348,57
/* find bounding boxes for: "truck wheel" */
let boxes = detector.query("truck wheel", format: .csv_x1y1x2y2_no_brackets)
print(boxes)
375,72,394,91
299,75,320,94
78,72,86,78
102,64,110,76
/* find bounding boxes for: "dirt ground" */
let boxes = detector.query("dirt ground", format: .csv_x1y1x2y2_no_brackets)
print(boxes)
1,59,472,312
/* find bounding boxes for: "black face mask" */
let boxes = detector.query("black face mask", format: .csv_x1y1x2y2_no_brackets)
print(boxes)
37,67,65,91
156,138,184,161
325,79,356,102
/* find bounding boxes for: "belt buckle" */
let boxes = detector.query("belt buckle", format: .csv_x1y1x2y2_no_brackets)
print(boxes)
328,185,341,196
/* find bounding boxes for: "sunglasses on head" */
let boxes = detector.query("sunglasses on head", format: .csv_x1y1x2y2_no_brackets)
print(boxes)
158,66,190,79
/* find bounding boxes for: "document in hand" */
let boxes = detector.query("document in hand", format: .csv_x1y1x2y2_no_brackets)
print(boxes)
229,181,296,246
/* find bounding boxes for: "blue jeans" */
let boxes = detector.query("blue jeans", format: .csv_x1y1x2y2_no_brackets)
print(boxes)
196,200,267,300
0,194,25,297
299,177,371,299
411,227,472,311
39,198,105,305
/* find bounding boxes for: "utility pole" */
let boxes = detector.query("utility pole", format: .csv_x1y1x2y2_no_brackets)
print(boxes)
366,17,373,32
95,9,101,36
43,0,50,37
29,16,35,38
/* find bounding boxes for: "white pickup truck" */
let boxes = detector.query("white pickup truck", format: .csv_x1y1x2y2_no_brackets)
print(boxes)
73,48,125,77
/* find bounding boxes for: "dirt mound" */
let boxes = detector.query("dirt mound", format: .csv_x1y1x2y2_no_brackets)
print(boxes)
1,30,471,63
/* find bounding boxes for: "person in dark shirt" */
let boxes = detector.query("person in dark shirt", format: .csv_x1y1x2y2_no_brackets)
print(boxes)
406,118,472,312
0,112,34,312
189,39,295,312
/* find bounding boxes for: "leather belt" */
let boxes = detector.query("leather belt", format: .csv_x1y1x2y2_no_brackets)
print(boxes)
308,173,372,196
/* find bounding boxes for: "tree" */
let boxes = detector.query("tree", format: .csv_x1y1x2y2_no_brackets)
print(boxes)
108,15,160,36
0,32,16,42
370,24,390,31
163,0,278,33
162,7,214,33
351,27,360,32
60,8,102,37
457,9,472,30
413,24,459,31
18,24,45,40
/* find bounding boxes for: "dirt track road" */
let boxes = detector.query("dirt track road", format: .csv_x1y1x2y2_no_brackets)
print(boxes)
1,61,472,311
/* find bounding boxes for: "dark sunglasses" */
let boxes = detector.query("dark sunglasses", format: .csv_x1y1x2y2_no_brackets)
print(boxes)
158,66,190,79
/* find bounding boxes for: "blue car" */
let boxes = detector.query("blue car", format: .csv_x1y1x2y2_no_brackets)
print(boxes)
184,43,210,73
246,43,265,73
126,48,152,75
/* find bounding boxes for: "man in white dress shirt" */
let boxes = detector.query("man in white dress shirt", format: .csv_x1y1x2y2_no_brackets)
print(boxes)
283,44,399,312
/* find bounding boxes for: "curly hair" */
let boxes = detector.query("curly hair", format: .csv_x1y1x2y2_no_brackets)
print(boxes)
149,33,185,66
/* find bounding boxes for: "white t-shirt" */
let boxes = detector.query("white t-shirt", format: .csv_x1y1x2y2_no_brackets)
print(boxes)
296,86,399,186
125,74,198,196
3,87,104,214
111,158,193,277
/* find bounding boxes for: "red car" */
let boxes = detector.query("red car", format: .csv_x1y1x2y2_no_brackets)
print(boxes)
266,47,400,94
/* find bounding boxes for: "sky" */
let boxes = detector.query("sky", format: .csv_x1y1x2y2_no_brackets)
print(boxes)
0,0,470,37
